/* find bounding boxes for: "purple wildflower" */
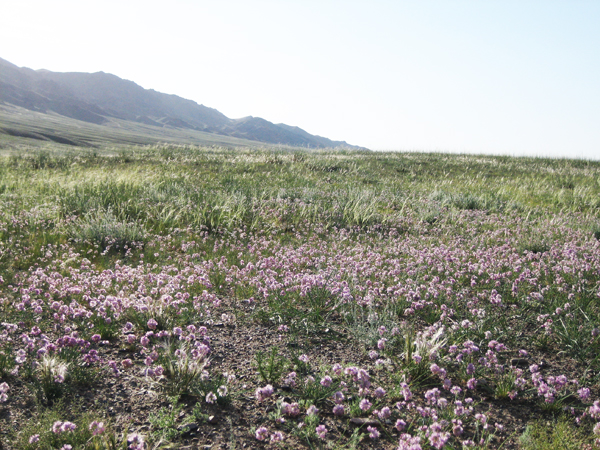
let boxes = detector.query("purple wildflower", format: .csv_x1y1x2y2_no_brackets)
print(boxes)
316,424,327,440
255,426,269,441
359,398,372,411
367,425,379,439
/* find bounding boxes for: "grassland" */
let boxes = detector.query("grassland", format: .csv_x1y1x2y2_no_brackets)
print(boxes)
0,105,265,149
0,144,599,449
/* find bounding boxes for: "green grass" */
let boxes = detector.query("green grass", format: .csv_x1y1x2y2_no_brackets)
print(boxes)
2,142,600,449
1,145,599,244
518,416,596,449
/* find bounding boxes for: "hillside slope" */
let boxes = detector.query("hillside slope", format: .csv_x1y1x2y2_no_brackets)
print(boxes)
0,57,363,149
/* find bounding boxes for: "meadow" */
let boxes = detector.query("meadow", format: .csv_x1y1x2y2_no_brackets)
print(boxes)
0,144,600,449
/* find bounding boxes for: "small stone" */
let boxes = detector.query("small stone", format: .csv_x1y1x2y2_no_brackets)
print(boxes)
179,423,199,433
510,358,528,367
350,418,379,426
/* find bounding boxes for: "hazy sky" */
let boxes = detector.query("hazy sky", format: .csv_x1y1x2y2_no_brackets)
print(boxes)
2,1,600,159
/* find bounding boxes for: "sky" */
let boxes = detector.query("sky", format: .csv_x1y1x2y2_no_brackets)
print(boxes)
1,0,600,159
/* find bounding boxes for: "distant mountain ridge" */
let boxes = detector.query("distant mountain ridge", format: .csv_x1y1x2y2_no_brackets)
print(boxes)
0,57,362,149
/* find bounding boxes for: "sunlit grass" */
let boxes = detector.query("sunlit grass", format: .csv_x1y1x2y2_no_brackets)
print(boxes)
1,144,600,449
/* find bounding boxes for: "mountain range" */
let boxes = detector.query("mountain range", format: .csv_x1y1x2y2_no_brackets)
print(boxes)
0,57,362,149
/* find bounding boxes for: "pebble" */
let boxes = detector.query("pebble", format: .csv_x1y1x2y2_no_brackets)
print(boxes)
349,418,379,426
179,422,199,432
510,358,529,367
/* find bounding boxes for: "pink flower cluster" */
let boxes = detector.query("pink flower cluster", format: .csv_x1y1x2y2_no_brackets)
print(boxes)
0,382,8,403
255,384,274,402
52,421,77,434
